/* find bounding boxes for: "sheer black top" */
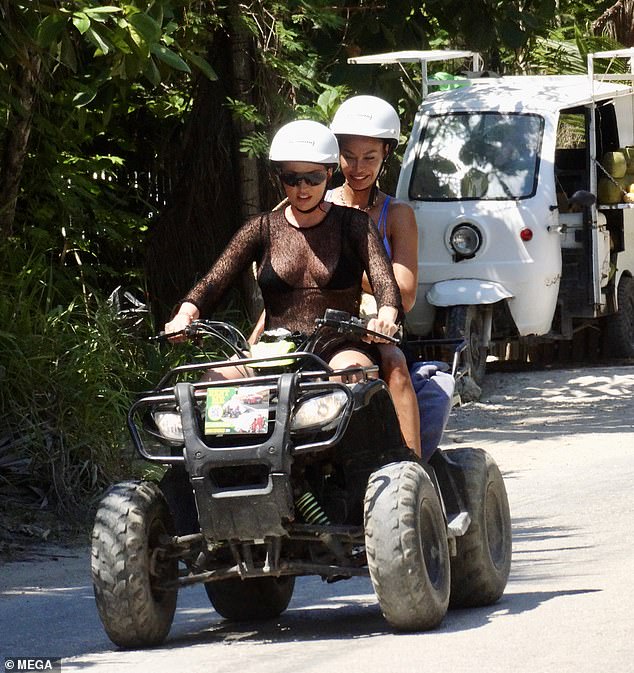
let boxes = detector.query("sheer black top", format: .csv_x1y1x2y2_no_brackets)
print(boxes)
183,204,401,335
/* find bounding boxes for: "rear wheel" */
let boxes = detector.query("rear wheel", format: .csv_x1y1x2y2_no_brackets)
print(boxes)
91,481,178,648
205,576,295,621
444,448,512,608
446,305,488,384
603,274,634,357
364,461,450,631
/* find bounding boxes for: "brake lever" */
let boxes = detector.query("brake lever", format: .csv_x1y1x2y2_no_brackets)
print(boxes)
316,317,401,345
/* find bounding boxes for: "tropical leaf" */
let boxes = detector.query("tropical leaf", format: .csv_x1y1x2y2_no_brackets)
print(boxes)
83,6,123,22
86,25,111,55
150,44,191,72
72,88,97,107
127,12,162,44
143,55,161,86
71,12,91,36
36,13,68,47
185,51,218,81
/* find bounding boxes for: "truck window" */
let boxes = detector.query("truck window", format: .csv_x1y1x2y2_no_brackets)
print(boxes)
555,111,588,198
409,112,544,201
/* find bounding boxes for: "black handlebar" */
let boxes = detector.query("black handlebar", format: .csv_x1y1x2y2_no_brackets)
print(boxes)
154,310,401,349
315,309,401,345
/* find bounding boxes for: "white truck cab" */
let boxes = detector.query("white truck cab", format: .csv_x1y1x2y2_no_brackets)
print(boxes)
350,49,634,379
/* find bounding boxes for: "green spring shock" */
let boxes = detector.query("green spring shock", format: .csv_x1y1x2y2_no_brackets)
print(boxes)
295,491,331,525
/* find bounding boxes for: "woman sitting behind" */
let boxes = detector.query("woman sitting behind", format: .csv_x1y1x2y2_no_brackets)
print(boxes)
327,95,421,456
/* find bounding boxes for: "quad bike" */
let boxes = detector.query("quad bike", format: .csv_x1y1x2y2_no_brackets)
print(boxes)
91,310,512,649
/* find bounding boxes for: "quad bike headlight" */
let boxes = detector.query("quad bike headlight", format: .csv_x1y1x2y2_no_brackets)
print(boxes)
290,390,348,431
153,411,185,443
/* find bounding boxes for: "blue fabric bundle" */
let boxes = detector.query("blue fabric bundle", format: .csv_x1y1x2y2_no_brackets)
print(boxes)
409,361,455,461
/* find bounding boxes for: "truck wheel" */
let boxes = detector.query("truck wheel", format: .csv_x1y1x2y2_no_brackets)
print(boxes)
205,576,295,621
444,448,512,608
446,305,488,383
364,461,450,631
604,274,634,357
91,481,178,648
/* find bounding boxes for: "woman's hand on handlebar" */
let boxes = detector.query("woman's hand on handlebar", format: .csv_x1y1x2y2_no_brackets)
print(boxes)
364,305,399,344
164,302,199,342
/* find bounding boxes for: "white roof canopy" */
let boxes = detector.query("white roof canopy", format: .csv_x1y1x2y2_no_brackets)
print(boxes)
347,50,478,65
347,50,483,99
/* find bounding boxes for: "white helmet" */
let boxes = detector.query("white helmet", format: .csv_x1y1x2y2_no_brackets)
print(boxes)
269,120,339,165
330,95,400,148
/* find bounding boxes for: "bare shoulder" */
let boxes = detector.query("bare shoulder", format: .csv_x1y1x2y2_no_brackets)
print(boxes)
387,198,417,230
387,197,415,216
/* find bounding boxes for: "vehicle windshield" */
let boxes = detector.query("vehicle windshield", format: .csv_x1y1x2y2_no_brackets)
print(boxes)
409,112,544,201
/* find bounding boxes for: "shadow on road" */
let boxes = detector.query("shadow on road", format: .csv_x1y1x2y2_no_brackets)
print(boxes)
2,509,604,660
446,365,634,443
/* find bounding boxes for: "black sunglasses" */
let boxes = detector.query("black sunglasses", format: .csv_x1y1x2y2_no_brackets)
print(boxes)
279,170,328,187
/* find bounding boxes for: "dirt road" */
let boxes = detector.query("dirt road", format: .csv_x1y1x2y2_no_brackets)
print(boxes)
1,364,633,673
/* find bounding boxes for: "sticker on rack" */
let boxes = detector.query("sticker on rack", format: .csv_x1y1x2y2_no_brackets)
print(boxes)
204,386,269,435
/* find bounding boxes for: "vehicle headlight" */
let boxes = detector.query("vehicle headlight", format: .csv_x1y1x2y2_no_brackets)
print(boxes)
291,390,348,431
450,224,482,258
153,411,184,443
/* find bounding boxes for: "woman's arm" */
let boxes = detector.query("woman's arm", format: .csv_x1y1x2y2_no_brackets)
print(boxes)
389,201,418,313
248,309,266,345
164,301,199,336
351,210,402,341
365,303,400,343
360,200,418,313
164,216,263,334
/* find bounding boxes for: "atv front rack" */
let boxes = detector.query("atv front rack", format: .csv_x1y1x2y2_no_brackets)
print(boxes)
128,350,376,465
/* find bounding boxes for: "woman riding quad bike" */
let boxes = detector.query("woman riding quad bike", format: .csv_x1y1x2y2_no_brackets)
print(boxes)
90,120,512,649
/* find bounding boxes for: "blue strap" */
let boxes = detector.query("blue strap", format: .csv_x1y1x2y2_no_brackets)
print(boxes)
377,196,392,258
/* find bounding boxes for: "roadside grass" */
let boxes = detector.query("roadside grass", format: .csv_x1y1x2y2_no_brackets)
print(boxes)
0,248,161,528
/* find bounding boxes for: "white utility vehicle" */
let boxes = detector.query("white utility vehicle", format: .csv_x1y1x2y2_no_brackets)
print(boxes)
350,49,634,380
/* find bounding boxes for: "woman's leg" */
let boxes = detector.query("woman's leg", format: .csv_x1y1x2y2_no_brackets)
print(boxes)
328,346,421,456
201,355,252,382
377,344,421,457
327,348,376,382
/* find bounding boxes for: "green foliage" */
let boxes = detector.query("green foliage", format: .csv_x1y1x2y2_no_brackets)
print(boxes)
34,1,217,89
0,244,162,516
531,25,625,76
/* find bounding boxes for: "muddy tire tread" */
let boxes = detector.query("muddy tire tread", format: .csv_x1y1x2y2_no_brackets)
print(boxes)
364,461,450,631
444,449,512,608
91,481,177,648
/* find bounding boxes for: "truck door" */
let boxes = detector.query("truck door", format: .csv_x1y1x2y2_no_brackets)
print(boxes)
556,103,616,321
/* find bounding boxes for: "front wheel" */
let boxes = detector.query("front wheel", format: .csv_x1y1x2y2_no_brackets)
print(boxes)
603,274,634,357
446,305,488,384
91,481,178,648
364,461,450,631
205,576,295,621
444,448,512,608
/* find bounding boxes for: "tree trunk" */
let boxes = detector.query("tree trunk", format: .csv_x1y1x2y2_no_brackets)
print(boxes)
593,0,634,46
0,54,41,241
145,31,243,327
227,5,264,322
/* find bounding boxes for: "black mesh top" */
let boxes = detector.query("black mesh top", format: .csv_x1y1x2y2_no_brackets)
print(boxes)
183,204,401,335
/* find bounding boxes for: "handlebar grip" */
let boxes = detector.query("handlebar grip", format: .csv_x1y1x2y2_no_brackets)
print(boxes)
148,331,167,342
150,324,195,342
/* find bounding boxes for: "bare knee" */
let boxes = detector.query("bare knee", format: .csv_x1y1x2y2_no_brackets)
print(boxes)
328,349,374,382
201,356,252,381
378,345,410,388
